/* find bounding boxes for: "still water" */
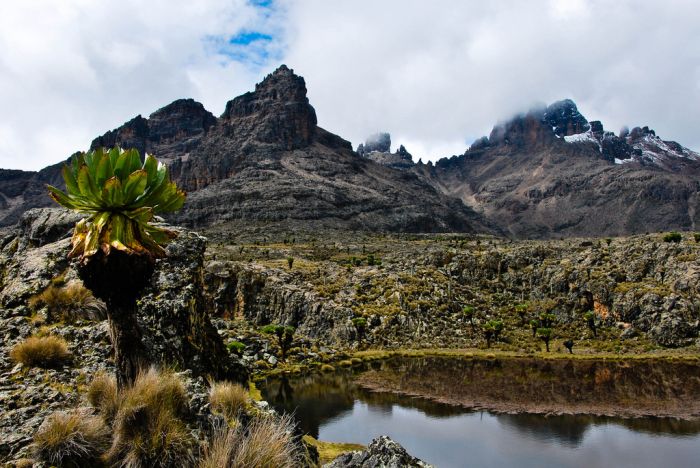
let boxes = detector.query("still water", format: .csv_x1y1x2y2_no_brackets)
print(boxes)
260,356,700,468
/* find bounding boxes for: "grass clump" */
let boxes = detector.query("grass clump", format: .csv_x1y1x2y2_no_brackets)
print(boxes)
209,381,249,421
11,335,71,368
199,415,299,468
320,364,335,372
105,367,195,468
33,409,110,467
87,372,119,424
29,281,106,323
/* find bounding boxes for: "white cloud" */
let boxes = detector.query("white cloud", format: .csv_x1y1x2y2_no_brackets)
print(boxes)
2,0,700,170
282,0,700,160
0,0,283,170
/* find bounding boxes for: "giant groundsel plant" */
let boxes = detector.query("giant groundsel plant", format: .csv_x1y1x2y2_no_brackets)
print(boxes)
47,147,185,261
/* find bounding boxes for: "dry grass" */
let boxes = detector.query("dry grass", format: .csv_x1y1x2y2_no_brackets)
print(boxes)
87,372,119,424
106,367,195,468
29,281,106,323
199,414,299,468
10,335,71,368
32,409,110,467
209,381,249,421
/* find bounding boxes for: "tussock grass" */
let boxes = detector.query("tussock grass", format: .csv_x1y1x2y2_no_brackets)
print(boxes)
105,367,195,468
29,281,106,323
87,372,119,424
33,409,110,467
199,415,299,468
10,335,71,368
209,381,249,421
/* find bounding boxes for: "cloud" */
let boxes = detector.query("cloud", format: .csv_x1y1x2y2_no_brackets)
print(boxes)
0,0,284,170
282,0,700,159
2,0,700,170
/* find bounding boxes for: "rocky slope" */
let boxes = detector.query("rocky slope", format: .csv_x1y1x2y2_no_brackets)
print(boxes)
424,99,700,238
202,230,700,350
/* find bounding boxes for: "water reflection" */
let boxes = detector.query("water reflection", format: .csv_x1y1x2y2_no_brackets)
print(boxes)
260,357,700,467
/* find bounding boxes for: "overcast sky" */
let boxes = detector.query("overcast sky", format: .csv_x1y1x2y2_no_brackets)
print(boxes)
1,0,699,170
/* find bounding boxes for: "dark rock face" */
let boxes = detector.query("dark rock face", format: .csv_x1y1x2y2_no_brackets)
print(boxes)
324,435,433,468
220,64,317,150
542,99,590,137
91,98,217,165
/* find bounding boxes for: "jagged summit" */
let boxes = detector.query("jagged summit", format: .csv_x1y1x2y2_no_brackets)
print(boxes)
542,99,590,137
220,65,317,150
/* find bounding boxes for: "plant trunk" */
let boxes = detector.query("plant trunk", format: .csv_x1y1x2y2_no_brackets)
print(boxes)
77,250,154,389
106,302,146,389
545,340,550,352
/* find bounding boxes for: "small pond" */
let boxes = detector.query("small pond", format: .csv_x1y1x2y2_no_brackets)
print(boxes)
259,356,700,468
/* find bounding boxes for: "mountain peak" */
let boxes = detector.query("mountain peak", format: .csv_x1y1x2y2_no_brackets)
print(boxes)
542,99,590,137
220,64,317,149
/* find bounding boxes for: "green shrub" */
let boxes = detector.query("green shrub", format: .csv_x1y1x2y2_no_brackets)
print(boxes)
226,341,246,356
11,335,71,368
33,409,110,467
663,232,682,243
209,381,249,421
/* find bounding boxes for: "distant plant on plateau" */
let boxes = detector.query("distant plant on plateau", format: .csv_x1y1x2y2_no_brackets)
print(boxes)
605,238,612,246
529,319,539,337
537,327,553,352
286,257,294,269
351,317,367,345
261,324,296,361
514,303,528,325
483,320,503,348
563,339,574,354
226,341,246,356
463,305,476,327
584,311,597,337
366,253,381,266
47,146,185,388
663,232,682,243
694,233,700,243
539,313,556,327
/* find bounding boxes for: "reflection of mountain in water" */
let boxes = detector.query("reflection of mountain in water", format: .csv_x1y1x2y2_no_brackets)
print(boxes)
260,357,700,443
498,414,590,447
357,356,700,419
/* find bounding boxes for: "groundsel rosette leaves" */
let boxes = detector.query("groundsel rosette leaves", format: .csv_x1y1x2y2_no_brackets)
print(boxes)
47,147,186,261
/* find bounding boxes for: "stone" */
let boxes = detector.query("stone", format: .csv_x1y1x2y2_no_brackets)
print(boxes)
324,435,434,468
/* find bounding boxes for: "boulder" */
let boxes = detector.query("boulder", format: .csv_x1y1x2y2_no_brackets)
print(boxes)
324,435,433,468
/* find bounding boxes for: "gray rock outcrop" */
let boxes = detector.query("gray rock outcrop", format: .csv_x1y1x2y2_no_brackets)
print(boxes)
324,436,433,468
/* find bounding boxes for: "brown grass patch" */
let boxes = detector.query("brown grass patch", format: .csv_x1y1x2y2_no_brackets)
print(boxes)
199,415,299,468
10,335,71,368
209,381,249,421
32,409,110,467
29,281,106,323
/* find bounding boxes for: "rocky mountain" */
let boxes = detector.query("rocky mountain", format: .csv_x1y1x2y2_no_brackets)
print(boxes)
0,66,489,234
423,99,700,238
1,67,699,238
